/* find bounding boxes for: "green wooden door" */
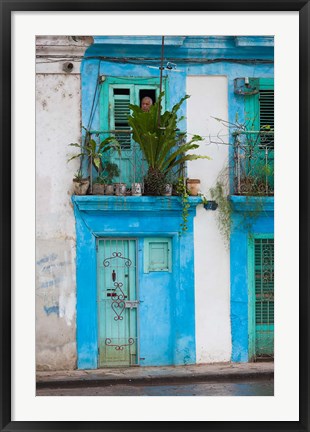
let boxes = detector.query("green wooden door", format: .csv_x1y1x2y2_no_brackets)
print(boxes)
97,238,138,367
248,236,274,359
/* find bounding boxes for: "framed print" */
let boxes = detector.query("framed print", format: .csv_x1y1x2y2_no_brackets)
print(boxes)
2,0,308,430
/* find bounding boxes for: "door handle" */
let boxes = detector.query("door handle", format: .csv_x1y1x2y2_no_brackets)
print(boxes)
124,300,140,309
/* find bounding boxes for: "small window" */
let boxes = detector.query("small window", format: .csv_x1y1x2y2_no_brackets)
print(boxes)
139,89,156,108
144,238,172,273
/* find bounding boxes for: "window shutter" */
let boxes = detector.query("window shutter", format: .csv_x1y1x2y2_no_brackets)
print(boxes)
114,93,131,149
254,238,274,325
259,87,274,147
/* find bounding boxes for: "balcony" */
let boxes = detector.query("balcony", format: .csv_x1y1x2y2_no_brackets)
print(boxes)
86,130,186,193
232,130,274,196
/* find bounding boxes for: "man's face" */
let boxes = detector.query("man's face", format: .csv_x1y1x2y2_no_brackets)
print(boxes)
141,98,152,112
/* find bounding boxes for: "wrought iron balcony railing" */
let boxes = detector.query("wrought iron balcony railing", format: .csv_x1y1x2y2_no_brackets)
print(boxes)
232,130,274,196
86,130,186,192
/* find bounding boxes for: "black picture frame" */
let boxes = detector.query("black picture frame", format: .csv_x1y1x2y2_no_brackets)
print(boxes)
1,1,308,430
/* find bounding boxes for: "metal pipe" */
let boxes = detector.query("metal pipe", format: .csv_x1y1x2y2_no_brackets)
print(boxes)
158,36,165,127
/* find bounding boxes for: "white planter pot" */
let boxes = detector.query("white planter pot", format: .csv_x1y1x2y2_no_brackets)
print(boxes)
131,182,142,196
163,184,173,196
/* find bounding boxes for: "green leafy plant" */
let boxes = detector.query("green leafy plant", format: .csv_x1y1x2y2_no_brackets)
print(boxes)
210,168,266,246
210,179,232,245
73,169,87,183
94,174,106,185
176,177,190,235
102,162,120,184
128,92,210,195
68,127,121,192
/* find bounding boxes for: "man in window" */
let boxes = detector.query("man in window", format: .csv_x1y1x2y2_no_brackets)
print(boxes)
141,96,153,112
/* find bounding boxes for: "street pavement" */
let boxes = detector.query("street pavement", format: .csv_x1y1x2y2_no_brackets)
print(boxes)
36,361,274,396
37,379,274,396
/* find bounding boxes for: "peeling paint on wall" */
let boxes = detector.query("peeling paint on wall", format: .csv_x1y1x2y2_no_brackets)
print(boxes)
44,304,59,316
36,240,77,369
59,292,76,326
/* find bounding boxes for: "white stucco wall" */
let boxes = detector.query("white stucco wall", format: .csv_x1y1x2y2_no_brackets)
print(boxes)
187,76,231,363
36,68,81,370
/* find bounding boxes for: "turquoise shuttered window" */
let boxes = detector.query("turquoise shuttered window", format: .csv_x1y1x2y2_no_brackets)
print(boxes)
258,84,274,148
259,89,274,132
250,235,274,358
242,78,274,195
245,78,274,145
113,92,131,150
254,238,274,326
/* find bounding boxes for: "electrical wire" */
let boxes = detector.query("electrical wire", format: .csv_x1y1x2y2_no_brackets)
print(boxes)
36,55,273,66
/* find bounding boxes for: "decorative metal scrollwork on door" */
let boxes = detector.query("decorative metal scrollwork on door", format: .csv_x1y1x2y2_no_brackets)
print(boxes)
110,281,126,320
103,252,132,322
105,337,135,351
103,252,132,267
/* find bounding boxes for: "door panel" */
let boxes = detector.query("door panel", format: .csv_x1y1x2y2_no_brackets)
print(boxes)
97,239,138,367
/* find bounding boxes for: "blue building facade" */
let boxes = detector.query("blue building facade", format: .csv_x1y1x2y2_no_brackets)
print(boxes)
74,36,274,369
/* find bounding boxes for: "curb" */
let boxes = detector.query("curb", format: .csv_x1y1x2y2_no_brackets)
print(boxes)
36,370,274,390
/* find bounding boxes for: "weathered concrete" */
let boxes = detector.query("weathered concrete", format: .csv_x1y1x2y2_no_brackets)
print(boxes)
36,361,274,389
36,39,84,369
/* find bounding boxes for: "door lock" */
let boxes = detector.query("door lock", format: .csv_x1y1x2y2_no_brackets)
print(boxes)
124,300,140,309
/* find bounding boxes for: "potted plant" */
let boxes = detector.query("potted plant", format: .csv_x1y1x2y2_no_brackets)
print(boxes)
162,172,174,196
101,162,120,195
92,174,106,195
68,128,121,193
131,182,142,196
128,92,210,196
115,182,127,196
186,178,201,196
72,169,89,195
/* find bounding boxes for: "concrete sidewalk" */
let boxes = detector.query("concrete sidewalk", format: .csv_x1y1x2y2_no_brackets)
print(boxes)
36,362,274,389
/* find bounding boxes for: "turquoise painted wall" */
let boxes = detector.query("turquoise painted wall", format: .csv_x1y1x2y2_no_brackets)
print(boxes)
77,36,274,366
73,196,199,369
230,197,274,362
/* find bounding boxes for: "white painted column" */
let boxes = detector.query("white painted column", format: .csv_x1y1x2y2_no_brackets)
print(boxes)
187,76,231,363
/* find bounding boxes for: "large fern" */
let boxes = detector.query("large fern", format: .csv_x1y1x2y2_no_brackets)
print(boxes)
128,92,210,176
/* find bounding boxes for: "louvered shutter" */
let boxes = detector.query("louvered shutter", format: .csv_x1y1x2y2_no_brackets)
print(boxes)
254,238,274,357
259,87,274,148
114,93,131,149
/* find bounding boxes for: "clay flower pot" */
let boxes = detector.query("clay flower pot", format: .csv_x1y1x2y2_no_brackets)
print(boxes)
105,184,115,195
92,183,105,195
115,183,127,196
186,179,201,196
73,178,89,195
